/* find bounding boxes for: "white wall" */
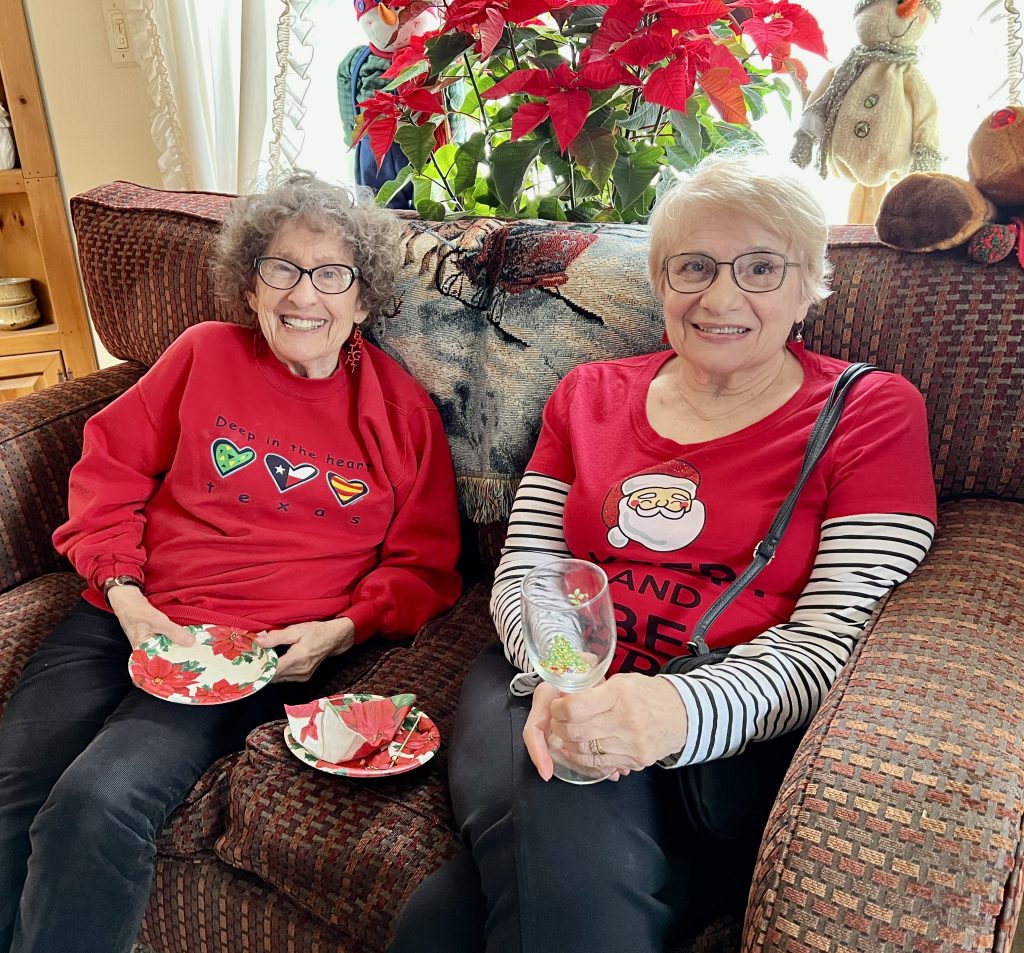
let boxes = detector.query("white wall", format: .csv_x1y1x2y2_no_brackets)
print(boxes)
23,0,161,365
24,0,161,196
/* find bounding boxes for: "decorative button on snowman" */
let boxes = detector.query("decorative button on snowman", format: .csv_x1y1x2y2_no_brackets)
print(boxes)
792,0,942,224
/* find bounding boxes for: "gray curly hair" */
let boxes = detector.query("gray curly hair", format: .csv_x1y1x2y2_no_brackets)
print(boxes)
213,172,403,324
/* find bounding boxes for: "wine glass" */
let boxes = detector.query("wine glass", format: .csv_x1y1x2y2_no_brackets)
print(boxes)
520,559,617,784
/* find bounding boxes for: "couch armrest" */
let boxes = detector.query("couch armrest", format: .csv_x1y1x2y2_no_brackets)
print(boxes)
0,363,145,593
748,500,1024,953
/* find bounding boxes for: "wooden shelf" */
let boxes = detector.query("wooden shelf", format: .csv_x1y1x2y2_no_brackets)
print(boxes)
0,0,96,384
0,168,25,194
0,318,59,357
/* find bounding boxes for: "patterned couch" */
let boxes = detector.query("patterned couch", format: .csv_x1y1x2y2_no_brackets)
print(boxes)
1,181,1022,953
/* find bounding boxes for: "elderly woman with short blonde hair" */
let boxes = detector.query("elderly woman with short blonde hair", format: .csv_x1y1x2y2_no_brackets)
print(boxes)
390,152,937,953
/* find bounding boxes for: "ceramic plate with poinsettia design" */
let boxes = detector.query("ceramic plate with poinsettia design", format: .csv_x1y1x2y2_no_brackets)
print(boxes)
283,693,440,778
128,624,278,704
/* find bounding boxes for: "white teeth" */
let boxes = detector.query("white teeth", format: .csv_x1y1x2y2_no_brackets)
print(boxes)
282,316,325,330
698,325,747,335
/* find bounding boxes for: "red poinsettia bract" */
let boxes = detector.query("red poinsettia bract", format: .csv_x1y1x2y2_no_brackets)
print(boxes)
380,31,434,81
355,76,448,166
205,625,256,661
129,652,201,700
445,0,577,58
191,678,252,704
484,61,638,153
339,697,411,749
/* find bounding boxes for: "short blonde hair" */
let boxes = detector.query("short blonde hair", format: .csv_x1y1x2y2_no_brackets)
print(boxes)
213,172,403,323
647,151,832,305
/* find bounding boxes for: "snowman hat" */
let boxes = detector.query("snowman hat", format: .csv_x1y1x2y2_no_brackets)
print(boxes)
855,0,940,19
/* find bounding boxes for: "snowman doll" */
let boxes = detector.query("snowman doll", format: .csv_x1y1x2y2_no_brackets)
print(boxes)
791,0,942,224
337,0,439,208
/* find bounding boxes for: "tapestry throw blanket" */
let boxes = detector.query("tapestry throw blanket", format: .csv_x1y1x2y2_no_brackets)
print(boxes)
373,218,664,523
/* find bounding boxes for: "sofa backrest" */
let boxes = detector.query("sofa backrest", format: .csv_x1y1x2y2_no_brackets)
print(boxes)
72,181,1024,524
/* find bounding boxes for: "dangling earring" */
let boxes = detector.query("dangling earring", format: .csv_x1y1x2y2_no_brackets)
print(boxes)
792,320,804,344
346,326,364,372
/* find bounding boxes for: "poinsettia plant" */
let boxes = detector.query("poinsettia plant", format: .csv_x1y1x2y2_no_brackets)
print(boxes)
353,0,826,222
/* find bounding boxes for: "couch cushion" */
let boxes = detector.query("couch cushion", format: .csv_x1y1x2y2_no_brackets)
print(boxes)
71,183,245,367
748,499,1024,952
157,636,391,857
0,363,144,593
214,581,494,948
141,856,351,953
0,573,84,710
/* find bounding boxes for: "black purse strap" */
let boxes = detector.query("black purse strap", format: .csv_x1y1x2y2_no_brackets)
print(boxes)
686,362,877,657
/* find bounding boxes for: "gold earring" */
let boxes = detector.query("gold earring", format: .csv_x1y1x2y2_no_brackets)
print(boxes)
346,326,364,372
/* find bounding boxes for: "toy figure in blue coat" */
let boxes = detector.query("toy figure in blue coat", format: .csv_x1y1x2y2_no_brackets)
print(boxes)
338,0,439,209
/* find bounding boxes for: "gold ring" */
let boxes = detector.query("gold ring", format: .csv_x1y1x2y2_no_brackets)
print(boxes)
589,738,606,756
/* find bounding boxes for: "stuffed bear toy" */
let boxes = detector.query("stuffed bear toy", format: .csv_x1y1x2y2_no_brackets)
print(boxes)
875,105,1024,265
791,0,942,225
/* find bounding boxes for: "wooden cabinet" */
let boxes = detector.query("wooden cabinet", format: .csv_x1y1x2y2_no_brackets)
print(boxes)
0,0,97,384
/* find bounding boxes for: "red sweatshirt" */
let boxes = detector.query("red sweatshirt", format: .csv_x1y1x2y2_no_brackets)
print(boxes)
53,322,462,641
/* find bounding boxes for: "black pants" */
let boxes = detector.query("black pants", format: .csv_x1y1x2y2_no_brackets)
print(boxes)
389,643,803,953
0,600,335,953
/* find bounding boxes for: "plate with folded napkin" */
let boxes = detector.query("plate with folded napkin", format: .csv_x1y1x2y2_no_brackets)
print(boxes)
129,624,278,704
283,692,439,778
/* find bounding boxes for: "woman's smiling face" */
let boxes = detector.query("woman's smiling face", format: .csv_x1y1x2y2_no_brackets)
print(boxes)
246,220,367,379
661,211,810,386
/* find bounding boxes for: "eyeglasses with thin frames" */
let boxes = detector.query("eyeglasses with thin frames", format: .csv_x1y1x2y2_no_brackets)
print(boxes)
254,257,361,295
662,251,800,294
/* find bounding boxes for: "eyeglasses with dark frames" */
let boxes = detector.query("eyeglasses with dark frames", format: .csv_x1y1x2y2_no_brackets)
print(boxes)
254,257,361,295
662,251,801,294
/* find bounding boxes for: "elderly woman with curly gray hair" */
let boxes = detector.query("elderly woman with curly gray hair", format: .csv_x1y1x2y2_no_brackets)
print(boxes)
0,173,461,953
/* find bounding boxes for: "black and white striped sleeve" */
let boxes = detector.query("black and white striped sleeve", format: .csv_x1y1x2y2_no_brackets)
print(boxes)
659,513,935,767
489,472,572,678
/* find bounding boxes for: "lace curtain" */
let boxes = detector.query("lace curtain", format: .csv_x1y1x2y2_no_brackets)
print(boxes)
126,0,314,192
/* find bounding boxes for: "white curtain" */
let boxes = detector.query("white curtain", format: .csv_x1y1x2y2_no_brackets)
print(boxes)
126,0,315,193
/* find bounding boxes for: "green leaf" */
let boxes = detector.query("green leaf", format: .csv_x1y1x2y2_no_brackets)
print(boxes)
715,122,764,146
565,199,603,222
663,144,698,173
744,86,766,122
395,124,437,172
426,31,474,77
375,164,416,206
449,132,486,196
382,60,429,91
413,175,435,207
567,126,617,190
537,196,568,221
612,144,663,211
415,198,446,220
617,99,661,131
490,137,544,211
668,110,703,158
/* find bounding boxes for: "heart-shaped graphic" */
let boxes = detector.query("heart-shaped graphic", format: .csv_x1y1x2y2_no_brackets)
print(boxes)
265,454,319,492
212,438,256,477
327,472,369,507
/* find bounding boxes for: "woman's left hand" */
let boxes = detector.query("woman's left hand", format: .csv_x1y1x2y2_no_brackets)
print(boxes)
546,674,690,774
256,618,356,682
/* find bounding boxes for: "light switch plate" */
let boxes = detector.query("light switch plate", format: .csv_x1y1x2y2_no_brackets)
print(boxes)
101,0,136,65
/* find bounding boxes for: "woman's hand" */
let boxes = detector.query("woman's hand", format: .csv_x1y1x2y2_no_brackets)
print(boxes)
523,682,561,781
256,618,356,682
107,585,196,649
523,681,629,782
543,674,689,775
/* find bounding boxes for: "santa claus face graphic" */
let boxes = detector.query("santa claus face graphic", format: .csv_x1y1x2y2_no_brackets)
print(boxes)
604,464,706,552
